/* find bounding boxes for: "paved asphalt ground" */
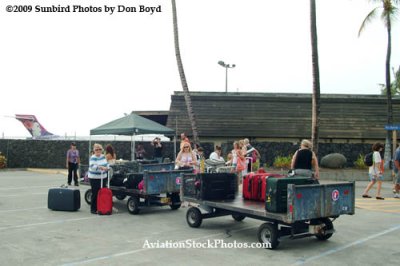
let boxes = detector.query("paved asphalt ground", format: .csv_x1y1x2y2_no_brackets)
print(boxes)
0,170,399,266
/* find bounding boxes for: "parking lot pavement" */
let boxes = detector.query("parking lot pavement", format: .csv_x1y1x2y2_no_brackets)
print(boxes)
0,170,399,266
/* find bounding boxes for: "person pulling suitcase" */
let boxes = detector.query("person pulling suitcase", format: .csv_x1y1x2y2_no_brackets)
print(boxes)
97,170,113,215
88,143,109,214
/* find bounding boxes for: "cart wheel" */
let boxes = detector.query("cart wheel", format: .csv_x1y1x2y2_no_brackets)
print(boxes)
170,193,181,210
84,189,92,205
232,214,246,222
127,196,140,215
115,195,126,201
186,207,202,228
315,218,334,240
257,223,279,249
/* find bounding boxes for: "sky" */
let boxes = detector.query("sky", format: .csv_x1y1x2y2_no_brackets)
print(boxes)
1,0,399,138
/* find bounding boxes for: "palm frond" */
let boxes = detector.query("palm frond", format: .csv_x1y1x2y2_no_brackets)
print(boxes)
358,7,381,36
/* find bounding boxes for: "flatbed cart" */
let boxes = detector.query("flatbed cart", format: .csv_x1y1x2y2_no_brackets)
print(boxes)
182,181,355,249
82,169,190,214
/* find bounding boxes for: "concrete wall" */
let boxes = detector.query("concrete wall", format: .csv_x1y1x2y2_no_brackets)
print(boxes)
0,139,373,169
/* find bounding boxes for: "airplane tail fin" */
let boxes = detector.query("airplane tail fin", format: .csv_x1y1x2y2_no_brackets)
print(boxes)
15,114,54,138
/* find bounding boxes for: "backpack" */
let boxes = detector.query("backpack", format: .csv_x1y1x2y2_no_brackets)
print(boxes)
364,152,373,167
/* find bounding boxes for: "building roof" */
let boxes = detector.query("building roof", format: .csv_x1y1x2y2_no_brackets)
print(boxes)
166,91,400,141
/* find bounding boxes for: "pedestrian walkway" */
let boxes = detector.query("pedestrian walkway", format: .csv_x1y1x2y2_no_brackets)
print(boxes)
356,197,400,214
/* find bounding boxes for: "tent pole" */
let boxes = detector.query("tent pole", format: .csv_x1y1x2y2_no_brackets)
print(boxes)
131,133,136,161
89,135,92,163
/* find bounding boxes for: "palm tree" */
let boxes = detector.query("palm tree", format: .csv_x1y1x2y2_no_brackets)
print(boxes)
359,0,399,161
171,0,200,144
310,0,321,155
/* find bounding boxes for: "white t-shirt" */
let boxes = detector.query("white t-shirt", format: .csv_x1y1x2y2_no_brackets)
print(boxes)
209,152,225,162
368,151,382,175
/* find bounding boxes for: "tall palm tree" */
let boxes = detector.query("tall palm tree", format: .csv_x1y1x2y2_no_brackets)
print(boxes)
310,0,321,155
359,0,399,161
171,0,200,144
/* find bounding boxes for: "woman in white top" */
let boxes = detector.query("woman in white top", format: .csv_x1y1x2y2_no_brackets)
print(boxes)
209,145,225,163
176,143,197,170
88,143,109,214
362,142,384,200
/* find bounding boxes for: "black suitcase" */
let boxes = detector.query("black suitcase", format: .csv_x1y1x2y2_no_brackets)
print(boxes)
265,177,314,213
183,173,238,200
110,173,125,186
48,187,80,211
123,173,143,189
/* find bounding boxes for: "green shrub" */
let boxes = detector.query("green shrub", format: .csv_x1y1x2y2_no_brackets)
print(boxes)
354,154,367,169
273,155,292,169
0,152,6,169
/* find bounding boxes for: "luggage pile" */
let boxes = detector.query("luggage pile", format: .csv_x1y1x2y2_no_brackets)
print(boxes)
109,162,175,189
242,169,316,213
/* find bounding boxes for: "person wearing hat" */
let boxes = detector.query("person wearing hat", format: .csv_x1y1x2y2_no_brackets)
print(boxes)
66,142,80,186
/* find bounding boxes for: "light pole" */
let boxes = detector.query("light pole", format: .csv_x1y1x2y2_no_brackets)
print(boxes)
218,61,235,93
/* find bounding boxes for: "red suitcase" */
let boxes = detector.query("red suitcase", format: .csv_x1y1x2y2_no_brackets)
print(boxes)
242,172,255,199
97,171,113,215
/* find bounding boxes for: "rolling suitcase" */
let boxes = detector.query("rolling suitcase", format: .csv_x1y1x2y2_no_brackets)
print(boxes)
199,173,237,200
48,186,80,211
242,173,254,199
254,173,285,202
265,177,315,213
97,171,113,215
183,173,237,200
110,173,125,186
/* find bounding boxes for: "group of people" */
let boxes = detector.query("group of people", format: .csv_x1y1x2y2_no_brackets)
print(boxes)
135,138,163,162
67,135,400,215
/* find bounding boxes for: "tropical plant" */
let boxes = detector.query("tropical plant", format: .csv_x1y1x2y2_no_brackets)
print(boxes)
380,66,400,95
273,155,292,169
354,154,368,169
0,152,7,169
359,0,399,160
310,0,321,156
171,0,200,144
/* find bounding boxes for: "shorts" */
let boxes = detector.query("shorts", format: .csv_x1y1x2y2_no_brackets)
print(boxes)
293,169,313,178
395,171,400,185
369,173,383,182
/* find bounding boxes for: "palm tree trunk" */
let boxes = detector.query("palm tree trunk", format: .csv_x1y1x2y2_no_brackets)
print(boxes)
385,18,393,160
171,0,200,144
310,0,321,155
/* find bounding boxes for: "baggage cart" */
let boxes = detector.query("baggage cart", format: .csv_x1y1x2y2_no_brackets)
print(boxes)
182,175,355,249
82,169,190,214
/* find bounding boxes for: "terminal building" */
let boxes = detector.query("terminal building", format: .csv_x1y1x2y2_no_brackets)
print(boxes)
136,91,400,144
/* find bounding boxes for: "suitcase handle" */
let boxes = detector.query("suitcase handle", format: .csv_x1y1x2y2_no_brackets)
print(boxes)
248,175,252,193
100,170,110,188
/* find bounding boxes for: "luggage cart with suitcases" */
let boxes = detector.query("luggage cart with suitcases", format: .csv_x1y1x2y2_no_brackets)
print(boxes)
81,168,192,215
182,173,355,249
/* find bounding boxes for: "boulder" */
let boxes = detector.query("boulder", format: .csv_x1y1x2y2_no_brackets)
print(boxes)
320,153,347,169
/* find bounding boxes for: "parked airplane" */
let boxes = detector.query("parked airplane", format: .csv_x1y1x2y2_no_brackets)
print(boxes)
10,114,170,141
14,114,60,139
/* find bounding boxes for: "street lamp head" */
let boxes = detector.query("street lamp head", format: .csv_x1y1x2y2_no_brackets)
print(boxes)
232,64,236,68
218,61,226,67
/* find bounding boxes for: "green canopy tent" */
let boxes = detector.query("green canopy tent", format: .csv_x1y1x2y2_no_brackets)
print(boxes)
90,113,175,161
